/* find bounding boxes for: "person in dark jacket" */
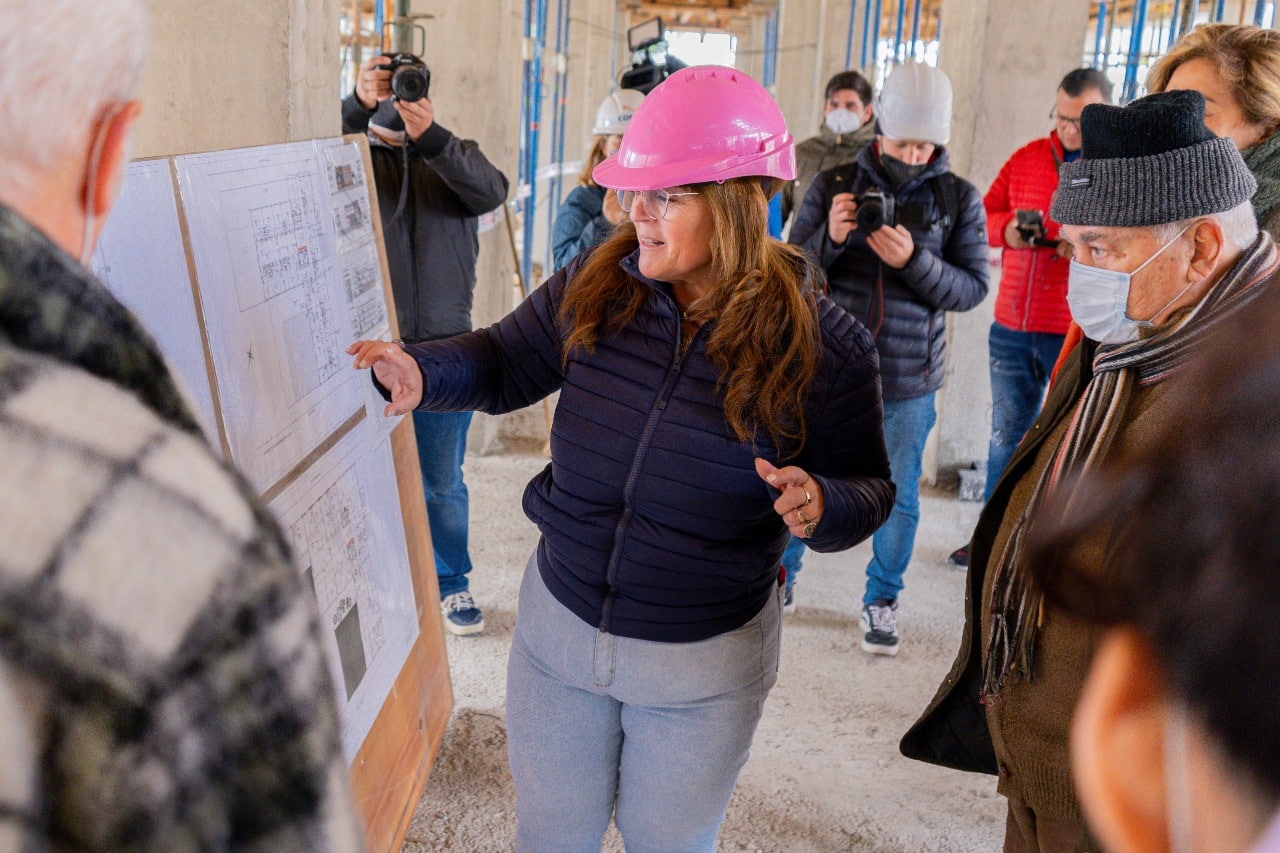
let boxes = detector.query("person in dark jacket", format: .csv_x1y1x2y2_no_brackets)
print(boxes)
900,90,1273,853
789,62,989,657
550,89,644,272
350,65,894,852
342,55,509,636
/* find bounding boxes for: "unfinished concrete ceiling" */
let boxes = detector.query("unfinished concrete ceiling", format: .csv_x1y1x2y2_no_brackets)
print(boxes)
622,0,778,30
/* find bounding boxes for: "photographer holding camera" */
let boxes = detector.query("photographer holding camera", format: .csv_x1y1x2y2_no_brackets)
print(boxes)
343,53,509,636
945,68,1111,570
789,62,989,658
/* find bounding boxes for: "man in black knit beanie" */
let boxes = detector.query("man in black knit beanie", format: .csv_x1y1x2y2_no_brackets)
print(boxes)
902,89,1277,852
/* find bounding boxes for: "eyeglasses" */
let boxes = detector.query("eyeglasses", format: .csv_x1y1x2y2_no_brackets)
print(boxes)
616,188,699,220
1050,110,1083,129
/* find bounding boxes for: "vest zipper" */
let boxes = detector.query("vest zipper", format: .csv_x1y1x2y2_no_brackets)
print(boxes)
597,312,704,633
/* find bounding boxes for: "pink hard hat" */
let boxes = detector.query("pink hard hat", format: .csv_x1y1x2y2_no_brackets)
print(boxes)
592,65,796,190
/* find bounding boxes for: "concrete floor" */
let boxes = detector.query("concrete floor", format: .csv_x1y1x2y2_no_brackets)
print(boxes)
402,447,1005,851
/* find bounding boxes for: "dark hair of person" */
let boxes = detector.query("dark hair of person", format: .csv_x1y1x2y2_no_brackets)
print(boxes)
1058,67,1113,101
577,136,610,187
1027,293,1280,806
825,70,874,106
558,177,822,455
1147,23,1280,129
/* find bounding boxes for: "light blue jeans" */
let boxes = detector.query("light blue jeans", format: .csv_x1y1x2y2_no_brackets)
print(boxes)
985,323,1065,501
413,409,474,598
864,392,937,605
506,553,782,852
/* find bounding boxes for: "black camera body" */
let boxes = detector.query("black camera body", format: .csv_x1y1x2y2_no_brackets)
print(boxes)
1015,209,1061,249
855,189,896,232
380,53,430,103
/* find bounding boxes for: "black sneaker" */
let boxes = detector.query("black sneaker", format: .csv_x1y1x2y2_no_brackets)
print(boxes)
947,544,969,569
860,599,899,656
441,591,485,636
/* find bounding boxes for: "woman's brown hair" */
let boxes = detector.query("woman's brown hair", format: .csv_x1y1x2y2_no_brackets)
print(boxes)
576,136,610,187
1147,23,1280,130
557,177,822,456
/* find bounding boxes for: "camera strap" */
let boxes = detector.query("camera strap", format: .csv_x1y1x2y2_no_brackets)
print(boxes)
929,172,959,244
822,161,861,215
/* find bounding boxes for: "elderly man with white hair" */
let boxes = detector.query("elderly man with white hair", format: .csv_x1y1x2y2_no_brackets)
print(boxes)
902,89,1277,853
0,1,361,848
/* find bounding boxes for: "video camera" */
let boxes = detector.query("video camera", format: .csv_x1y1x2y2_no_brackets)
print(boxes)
855,189,896,232
1014,209,1061,249
618,17,687,94
378,52,430,103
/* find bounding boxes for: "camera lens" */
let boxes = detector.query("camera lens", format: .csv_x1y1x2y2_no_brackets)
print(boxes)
855,199,885,232
392,67,428,102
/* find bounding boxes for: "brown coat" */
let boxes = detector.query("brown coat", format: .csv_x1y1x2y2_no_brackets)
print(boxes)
900,335,1178,820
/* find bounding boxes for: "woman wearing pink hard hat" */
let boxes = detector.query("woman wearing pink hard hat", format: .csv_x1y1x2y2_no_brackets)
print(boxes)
349,64,893,851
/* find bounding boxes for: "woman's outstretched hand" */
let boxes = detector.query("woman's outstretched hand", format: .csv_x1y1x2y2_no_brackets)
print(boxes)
348,340,423,416
755,458,826,540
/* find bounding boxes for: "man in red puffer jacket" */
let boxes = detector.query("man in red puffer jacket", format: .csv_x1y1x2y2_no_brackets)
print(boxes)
947,69,1111,568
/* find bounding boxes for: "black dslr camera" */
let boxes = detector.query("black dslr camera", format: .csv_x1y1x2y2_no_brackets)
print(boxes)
855,189,896,232
1015,209,1061,249
379,53,430,102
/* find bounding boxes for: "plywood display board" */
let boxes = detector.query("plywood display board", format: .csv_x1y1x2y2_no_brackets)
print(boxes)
91,135,451,853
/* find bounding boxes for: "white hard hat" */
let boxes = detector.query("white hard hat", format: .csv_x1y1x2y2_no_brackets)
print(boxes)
875,63,953,145
593,89,645,135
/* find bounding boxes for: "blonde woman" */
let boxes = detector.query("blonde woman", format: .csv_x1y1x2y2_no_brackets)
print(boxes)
1149,23,1280,236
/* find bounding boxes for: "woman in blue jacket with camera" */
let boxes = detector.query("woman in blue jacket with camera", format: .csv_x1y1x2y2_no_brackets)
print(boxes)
789,62,989,660
351,66,894,852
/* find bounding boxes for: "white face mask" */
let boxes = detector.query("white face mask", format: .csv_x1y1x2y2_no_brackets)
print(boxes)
825,108,864,136
1066,224,1197,345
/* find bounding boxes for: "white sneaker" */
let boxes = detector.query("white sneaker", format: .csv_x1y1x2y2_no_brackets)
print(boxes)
860,600,899,656
441,591,485,636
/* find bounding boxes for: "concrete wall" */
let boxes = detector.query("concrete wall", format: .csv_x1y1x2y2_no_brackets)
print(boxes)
773,0,865,148
136,0,342,157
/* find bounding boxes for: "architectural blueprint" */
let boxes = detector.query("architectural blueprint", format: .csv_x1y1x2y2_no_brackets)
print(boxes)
175,140,393,492
269,415,419,762
91,159,219,435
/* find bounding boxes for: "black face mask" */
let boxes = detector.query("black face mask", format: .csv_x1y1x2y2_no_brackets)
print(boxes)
882,154,928,187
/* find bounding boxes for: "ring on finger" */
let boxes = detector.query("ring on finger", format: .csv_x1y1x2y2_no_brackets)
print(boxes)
802,520,818,539
802,487,813,507
796,508,808,525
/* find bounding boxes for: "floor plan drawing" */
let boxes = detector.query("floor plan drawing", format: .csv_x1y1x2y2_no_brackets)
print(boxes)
176,141,375,492
272,416,419,761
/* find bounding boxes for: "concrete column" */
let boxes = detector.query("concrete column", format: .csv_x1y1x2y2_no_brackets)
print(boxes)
135,0,342,157
925,0,1093,486
396,0,525,452
775,0,868,142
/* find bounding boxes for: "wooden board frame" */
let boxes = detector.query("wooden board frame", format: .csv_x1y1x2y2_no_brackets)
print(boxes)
128,135,451,852
345,134,452,852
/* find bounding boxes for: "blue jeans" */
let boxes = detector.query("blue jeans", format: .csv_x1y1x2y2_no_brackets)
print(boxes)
864,392,937,605
985,324,1065,501
413,409,474,598
506,554,781,852
780,536,805,585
